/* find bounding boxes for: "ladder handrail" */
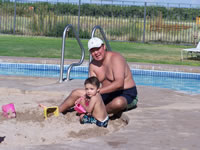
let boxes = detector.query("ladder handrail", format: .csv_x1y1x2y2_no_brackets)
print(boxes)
59,24,85,83
89,25,112,65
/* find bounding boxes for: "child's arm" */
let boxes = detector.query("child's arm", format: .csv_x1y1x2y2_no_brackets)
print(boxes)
80,97,97,114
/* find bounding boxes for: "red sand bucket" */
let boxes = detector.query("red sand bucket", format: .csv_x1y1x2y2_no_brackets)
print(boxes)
2,103,16,118
74,103,86,114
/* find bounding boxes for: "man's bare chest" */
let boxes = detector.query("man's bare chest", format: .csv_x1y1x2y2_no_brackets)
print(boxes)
96,66,114,82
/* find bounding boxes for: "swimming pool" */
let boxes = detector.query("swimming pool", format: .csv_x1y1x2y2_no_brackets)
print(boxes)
0,62,200,94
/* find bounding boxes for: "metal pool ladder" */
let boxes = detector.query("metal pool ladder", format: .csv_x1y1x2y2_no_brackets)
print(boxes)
59,24,85,83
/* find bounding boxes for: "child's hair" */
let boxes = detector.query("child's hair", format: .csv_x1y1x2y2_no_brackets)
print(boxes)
84,76,100,89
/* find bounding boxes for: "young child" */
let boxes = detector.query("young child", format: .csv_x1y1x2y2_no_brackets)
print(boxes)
75,76,109,128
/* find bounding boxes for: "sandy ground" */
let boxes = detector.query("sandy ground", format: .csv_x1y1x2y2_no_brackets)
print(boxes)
0,76,200,150
0,57,200,149
0,77,126,146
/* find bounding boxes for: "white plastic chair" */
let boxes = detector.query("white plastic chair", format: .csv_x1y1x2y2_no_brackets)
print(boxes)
181,41,200,60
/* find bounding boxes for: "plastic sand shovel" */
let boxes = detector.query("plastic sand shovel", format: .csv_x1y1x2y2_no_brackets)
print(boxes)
39,104,59,119
74,103,86,114
2,103,16,118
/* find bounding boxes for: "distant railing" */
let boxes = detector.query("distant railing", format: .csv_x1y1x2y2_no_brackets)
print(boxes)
0,0,200,45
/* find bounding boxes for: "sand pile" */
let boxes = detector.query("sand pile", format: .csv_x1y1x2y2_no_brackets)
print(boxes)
0,89,127,146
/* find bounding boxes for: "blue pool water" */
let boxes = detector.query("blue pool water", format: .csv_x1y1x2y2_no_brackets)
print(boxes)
0,63,200,94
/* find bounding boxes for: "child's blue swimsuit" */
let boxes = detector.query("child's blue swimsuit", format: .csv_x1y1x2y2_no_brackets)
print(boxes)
81,115,109,128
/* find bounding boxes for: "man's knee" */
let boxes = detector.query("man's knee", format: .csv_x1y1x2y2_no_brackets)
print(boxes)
71,89,84,97
111,97,127,110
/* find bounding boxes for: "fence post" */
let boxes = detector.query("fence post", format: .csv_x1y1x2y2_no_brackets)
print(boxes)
143,2,147,43
78,0,81,36
13,0,16,34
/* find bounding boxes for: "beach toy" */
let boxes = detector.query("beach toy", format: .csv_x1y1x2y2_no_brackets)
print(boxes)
74,103,86,114
74,97,89,114
39,104,59,119
2,103,16,118
0,136,5,143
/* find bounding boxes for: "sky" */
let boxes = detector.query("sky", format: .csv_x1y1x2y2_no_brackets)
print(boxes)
84,0,200,8
145,0,200,5
16,0,200,8
71,0,200,7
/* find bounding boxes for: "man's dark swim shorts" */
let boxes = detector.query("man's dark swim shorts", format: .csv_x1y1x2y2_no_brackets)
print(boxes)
101,86,138,110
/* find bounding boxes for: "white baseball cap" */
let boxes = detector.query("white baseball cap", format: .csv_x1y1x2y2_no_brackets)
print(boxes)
88,37,103,51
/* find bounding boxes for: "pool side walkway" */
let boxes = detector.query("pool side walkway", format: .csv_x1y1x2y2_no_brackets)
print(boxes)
0,75,200,150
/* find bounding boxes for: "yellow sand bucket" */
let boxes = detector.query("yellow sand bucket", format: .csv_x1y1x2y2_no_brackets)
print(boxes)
39,104,59,119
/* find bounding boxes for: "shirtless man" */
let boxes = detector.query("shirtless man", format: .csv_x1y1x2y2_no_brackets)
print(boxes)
59,37,138,114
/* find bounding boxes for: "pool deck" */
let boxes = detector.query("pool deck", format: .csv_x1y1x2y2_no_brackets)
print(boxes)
1,56,200,150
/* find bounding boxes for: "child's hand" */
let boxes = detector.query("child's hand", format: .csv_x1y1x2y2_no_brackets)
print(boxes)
75,96,85,105
79,98,84,105
75,99,80,105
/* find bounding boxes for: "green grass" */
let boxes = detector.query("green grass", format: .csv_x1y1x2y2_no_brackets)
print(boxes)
0,34,90,59
0,34,200,66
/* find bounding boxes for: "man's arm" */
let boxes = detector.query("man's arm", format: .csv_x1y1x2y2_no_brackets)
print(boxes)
99,54,126,94
89,63,97,77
